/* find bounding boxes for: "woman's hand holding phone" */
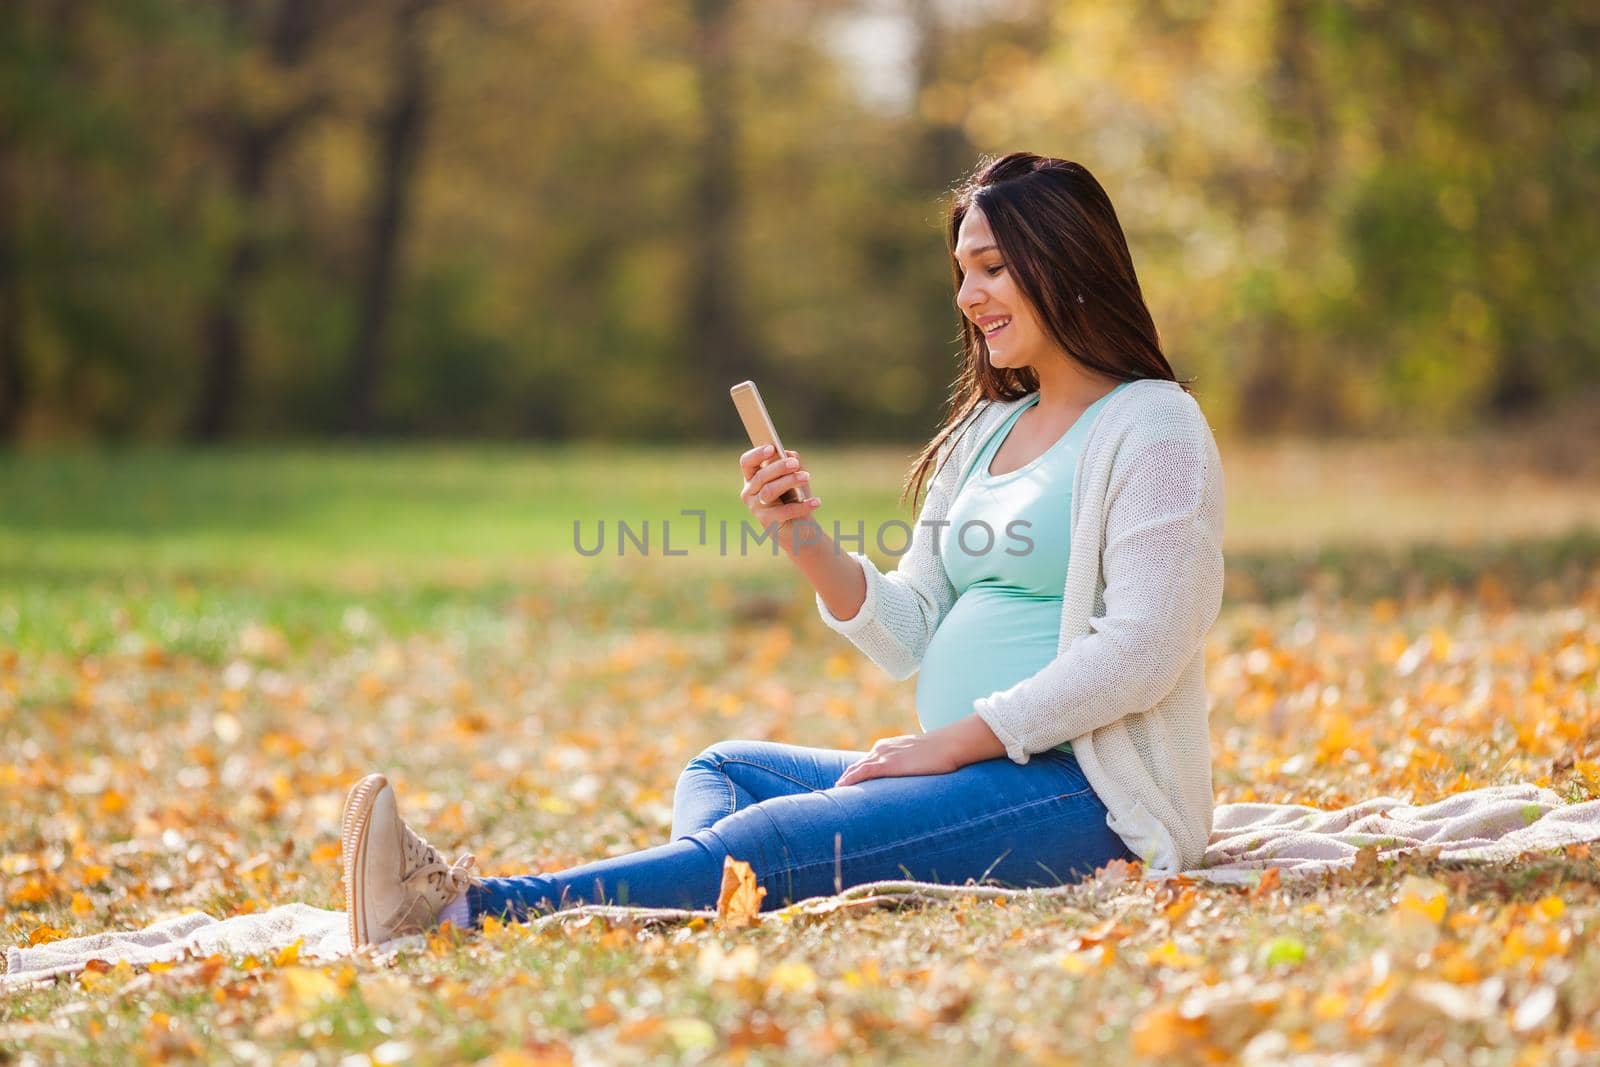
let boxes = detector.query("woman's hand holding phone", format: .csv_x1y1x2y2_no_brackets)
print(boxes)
738,444,820,555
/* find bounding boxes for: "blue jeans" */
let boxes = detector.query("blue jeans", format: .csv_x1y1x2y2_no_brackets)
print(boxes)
466,739,1135,924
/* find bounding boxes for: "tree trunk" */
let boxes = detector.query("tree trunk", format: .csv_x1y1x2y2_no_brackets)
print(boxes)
687,0,751,439
1238,0,1337,434
0,139,23,439
345,0,432,436
189,0,322,442
909,0,972,200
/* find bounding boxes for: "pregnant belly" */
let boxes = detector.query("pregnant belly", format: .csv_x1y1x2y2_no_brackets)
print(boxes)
915,589,1063,735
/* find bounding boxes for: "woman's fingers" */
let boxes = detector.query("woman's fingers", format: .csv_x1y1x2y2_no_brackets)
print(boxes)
754,470,811,505
837,757,884,786
741,451,815,506
764,498,820,523
737,445,819,555
740,447,807,485
738,443,777,480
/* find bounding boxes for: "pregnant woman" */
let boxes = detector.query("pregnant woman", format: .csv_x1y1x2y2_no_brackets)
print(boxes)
338,152,1226,949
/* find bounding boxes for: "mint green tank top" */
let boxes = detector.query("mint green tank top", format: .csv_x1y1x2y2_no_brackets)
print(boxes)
914,382,1130,752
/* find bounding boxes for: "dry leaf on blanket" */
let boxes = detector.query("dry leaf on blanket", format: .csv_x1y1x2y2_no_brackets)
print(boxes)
1351,843,1380,882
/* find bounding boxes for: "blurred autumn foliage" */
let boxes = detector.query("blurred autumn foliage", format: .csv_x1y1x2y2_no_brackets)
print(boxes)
1,0,1596,442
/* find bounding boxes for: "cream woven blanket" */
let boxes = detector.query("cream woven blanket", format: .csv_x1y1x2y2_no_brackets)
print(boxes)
7,783,1596,988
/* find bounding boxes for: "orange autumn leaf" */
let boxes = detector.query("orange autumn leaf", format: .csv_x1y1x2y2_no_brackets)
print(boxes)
716,855,766,929
27,923,69,946
1248,866,1282,899
1163,887,1198,922
1072,918,1133,948
1130,1003,1208,1057
8,875,55,906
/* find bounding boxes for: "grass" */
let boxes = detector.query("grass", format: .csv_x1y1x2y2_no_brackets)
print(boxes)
1,438,1598,1064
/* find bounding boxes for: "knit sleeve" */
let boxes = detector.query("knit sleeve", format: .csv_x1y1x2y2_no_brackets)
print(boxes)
814,438,964,681
973,425,1224,762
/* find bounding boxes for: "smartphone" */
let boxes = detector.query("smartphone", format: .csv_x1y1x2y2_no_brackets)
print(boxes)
730,380,808,505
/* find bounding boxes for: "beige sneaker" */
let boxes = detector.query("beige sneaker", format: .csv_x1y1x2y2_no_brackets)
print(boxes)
340,772,482,948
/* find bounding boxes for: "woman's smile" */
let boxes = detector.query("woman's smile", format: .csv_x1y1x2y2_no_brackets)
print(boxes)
978,314,1012,342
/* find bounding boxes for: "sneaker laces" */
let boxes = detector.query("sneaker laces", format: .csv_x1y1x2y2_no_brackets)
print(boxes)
383,818,484,934
383,852,481,934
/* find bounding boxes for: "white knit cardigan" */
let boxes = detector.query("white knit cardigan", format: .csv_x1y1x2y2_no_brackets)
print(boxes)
815,378,1225,874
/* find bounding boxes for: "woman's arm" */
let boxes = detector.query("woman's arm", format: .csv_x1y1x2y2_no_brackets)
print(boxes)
802,438,967,680
787,533,868,622
737,439,958,677
833,713,1006,786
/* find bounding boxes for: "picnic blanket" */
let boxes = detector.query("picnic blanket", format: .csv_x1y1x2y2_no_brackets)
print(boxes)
7,783,1599,989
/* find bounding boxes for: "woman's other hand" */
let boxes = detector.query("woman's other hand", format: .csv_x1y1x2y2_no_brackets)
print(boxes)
834,734,958,786
739,444,820,553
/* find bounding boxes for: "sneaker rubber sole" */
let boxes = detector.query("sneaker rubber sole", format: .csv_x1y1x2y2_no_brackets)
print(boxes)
340,772,389,949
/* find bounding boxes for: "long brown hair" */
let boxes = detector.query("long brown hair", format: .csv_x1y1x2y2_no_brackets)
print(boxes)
901,152,1190,511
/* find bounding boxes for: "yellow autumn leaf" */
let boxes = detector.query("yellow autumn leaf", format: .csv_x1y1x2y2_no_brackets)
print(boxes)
79,960,134,993
1394,875,1449,924
715,855,765,929
843,958,882,987
1312,991,1349,1021
664,1017,717,1052
279,966,340,1007
768,959,817,994
27,924,69,946
1145,939,1203,969
273,939,302,967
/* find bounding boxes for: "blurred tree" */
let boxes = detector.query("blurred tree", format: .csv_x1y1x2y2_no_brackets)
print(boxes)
0,0,1594,441
0,134,21,440
685,0,754,439
344,0,434,435
1317,0,1600,424
190,0,337,441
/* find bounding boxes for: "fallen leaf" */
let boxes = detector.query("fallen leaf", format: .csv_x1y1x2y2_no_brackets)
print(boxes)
27,924,69,946
1146,939,1204,969
273,939,302,967
768,959,818,994
1248,866,1282,899
715,856,765,929
278,966,340,1008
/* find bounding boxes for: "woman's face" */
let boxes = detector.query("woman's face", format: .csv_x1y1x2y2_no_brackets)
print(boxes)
953,206,1051,371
